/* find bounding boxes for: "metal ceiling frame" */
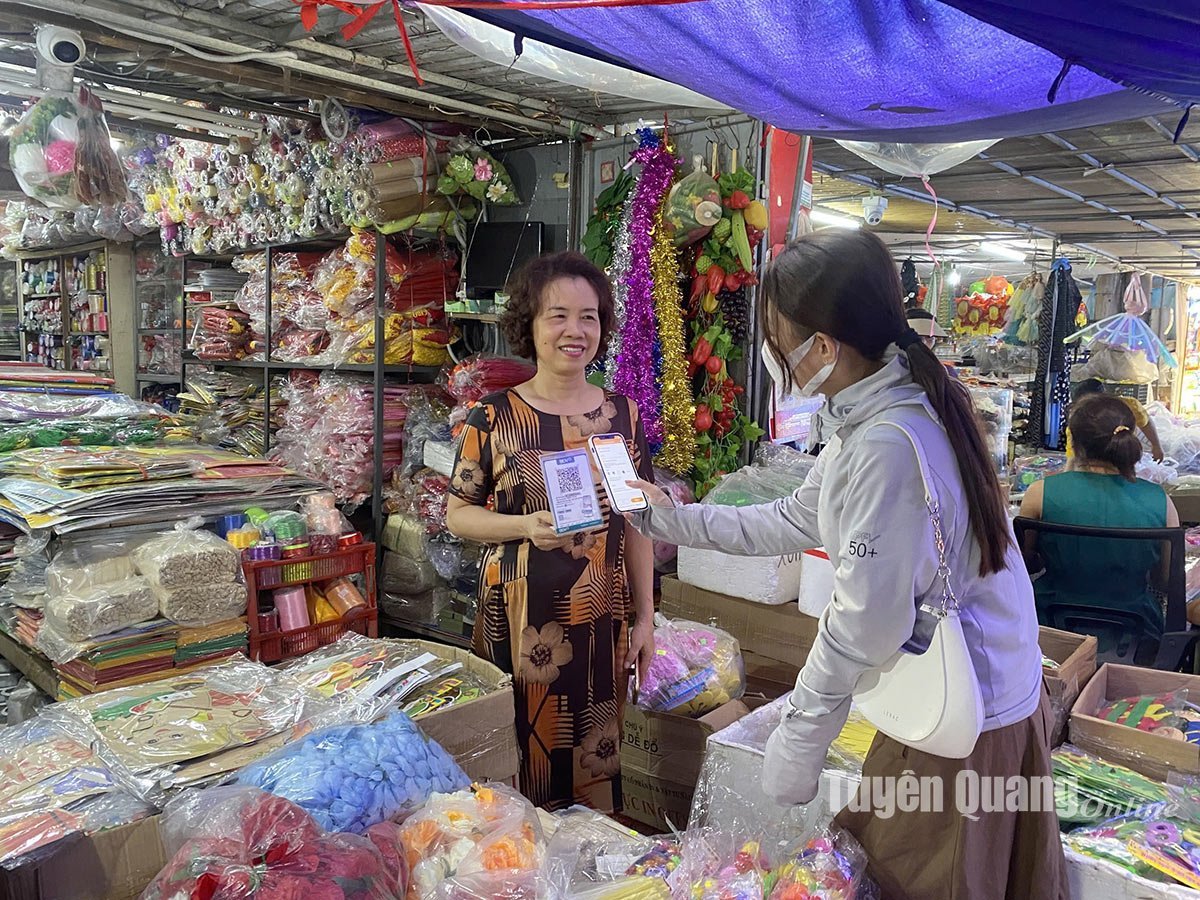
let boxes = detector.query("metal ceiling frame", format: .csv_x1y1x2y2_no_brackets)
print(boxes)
4,0,614,138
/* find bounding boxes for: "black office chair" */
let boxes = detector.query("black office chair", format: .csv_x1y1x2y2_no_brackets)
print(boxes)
1012,517,1198,671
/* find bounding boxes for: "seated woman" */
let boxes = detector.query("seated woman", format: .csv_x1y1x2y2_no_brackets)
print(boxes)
1019,394,1179,657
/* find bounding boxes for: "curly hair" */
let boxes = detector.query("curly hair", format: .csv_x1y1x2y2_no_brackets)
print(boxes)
499,251,616,362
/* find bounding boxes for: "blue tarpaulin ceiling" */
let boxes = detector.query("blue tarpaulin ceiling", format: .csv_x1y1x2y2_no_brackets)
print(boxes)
464,0,1199,140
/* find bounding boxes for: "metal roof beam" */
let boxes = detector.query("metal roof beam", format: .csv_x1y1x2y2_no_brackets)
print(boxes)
813,161,1179,278
1042,131,1200,224
7,0,606,138
111,0,610,134
1143,117,1200,164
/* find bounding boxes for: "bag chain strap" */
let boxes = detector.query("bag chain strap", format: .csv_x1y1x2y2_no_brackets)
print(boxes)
926,497,959,617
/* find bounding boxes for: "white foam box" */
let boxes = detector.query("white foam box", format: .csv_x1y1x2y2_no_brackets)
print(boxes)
797,548,835,617
677,546,804,605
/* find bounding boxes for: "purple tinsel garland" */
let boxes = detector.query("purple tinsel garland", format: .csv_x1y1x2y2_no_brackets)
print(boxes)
614,137,678,449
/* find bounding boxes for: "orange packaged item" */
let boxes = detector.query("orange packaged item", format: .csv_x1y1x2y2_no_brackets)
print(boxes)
323,577,367,615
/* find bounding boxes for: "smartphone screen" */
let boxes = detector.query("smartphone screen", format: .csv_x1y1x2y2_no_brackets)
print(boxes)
588,433,648,514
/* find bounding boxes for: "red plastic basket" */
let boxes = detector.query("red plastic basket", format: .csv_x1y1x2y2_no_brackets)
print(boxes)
244,543,378,664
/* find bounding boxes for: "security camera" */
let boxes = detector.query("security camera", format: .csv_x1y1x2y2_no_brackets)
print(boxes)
36,26,86,67
862,196,888,227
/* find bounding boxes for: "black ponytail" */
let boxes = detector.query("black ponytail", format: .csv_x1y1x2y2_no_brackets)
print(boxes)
761,231,1012,576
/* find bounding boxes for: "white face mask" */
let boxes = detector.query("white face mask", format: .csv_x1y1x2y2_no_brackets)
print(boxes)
762,335,840,399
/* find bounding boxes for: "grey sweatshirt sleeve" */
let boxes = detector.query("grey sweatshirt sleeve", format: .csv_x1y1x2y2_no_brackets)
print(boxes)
628,455,825,557
776,429,943,772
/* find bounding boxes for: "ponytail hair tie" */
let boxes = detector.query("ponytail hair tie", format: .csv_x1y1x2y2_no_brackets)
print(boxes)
897,327,923,350
1114,425,1131,435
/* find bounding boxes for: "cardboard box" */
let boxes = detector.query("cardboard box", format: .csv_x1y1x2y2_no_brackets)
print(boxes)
660,575,821,669
621,700,751,832
406,639,519,784
742,651,800,700
1069,663,1200,782
0,816,166,900
1039,626,1098,746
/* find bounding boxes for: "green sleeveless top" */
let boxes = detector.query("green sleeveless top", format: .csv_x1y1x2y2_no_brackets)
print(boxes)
1035,471,1168,643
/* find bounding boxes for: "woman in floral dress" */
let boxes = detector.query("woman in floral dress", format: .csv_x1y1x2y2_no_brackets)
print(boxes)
446,252,656,812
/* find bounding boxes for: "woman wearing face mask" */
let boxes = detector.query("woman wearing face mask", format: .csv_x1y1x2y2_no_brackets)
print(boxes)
628,231,1065,899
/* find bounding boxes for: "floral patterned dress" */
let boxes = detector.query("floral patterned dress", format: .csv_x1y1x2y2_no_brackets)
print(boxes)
449,388,652,812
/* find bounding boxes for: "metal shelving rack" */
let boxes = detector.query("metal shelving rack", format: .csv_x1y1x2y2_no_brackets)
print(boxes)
178,229,442,539
133,238,184,398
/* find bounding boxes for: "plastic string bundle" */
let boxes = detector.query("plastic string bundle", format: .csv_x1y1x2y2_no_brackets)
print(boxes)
445,355,537,437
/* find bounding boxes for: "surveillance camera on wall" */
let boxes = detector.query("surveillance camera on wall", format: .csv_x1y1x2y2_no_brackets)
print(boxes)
862,195,888,227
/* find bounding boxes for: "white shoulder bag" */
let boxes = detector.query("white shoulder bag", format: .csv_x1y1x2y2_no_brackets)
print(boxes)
851,423,984,759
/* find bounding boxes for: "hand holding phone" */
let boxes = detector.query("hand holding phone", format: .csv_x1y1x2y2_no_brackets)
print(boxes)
588,433,648,514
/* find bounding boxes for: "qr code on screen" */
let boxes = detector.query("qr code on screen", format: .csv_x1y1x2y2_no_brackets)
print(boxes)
555,464,584,494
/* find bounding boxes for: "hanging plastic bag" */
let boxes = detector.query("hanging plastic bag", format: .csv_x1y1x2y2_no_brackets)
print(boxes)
9,94,83,208
834,140,998,177
665,156,722,247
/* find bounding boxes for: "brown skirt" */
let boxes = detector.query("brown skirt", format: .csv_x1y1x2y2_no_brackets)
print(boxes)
835,683,1068,900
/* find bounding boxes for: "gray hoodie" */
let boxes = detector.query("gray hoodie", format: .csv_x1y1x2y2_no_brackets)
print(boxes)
633,352,1042,765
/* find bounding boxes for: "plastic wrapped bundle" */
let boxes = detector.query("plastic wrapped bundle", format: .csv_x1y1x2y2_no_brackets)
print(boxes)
154,581,247,628
43,576,157,642
398,783,543,899
768,829,872,899
132,523,241,591
636,616,745,717
59,656,316,777
236,712,470,834
141,786,408,900
541,807,652,899
0,713,154,867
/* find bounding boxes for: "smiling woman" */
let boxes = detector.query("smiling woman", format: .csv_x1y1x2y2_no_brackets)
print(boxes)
445,251,657,814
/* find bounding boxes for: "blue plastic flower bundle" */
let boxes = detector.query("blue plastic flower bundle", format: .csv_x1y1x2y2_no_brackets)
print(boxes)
236,712,470,834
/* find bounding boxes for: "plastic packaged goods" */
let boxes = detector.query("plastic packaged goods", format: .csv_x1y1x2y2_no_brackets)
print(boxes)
703,453,816,507
767,829,873,899
649,467,695,569
692,697,833,862
636,616,745,717
131,521,241,591
566,877,671,899
0,713,152,867
1011,453,1068,494
382,549,443,596
541,806,652,898
664,157,722,248
58,655,315,776
401,670,493,719
399,783,543,899
671,828,772,900
273,371,415,508
236,712,470,834
9,89,126,209
1052,744,1170,827
42,576,158,643
1063,796,1200,889
142,786,409,900
154,580,247,627
44,540,137,595
444,356,538,405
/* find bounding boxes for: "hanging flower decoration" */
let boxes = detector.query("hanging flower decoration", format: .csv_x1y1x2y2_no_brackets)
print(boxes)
437,148,519,206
